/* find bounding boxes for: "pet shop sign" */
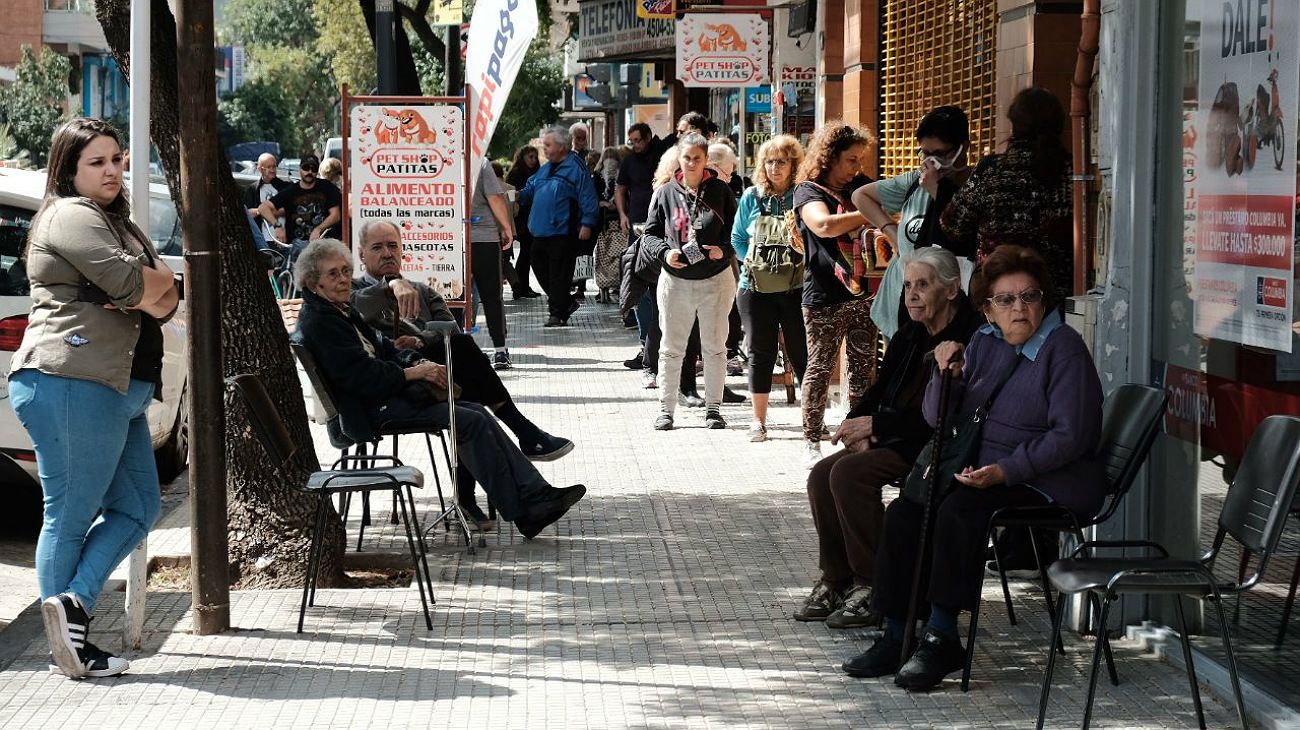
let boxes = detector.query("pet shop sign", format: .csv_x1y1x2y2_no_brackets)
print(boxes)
1192,0,1298,352
349,104,468,302
677,14,769,88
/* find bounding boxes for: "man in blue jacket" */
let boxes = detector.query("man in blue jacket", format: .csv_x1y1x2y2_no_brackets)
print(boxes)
516,124,600,327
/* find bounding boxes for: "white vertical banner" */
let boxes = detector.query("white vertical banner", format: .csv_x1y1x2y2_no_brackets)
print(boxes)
466,0,538,191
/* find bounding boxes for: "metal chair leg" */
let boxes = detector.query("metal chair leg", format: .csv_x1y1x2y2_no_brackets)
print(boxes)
1172,593,1208,730
404,485,436,604
1207,585,1251,730
1081,593,1114,730
308,497,331,609
394,487,433,630
1030,531,1066,654
1036,590,1069,730
962,595,981,692
1091,592,1120,687
298,496,327,633
992,529,1017,625
1275,552,1300,648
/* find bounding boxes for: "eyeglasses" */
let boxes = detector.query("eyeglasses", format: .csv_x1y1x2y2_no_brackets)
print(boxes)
987,288,1044,309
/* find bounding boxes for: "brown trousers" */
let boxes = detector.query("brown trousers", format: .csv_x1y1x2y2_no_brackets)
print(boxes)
806,446,911,588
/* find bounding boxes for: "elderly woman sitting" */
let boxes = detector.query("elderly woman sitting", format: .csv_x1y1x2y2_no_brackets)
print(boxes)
796,248,981,629
842,245,1104,692
291,239,585,539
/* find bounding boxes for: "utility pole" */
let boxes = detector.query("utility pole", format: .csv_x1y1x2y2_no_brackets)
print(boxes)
176,0,230,635
376,0,396,94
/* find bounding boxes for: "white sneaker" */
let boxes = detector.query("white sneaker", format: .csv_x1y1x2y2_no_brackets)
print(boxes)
641,371,658,389
802,440,822,468
748,421,767,442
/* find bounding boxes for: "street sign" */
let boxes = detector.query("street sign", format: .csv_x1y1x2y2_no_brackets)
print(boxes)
676,13,770,88
745,86,771,113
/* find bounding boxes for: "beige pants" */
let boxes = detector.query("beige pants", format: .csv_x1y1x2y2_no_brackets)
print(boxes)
657,268,737,414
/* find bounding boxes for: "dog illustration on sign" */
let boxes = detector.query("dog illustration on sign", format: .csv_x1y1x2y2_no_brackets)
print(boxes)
698,24,747,52
374,108,439,145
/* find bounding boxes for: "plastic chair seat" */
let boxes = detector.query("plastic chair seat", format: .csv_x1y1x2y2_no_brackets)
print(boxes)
991,504,1083,531
304,466,424,493
1048,558,1212,595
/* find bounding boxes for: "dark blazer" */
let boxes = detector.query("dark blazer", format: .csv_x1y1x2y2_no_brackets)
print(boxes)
846,294,982,464
292,290,424,444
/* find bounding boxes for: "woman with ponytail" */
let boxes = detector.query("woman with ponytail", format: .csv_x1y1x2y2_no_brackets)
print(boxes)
940,87,1073,303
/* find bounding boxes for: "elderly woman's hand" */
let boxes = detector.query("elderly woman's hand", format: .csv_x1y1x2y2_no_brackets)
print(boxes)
953,463,1005,489
934,341,965,376
831,416,873,448
404,360,448,388
394,335,423,351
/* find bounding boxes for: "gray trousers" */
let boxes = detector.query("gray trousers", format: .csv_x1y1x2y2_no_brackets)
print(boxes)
656,268,737,414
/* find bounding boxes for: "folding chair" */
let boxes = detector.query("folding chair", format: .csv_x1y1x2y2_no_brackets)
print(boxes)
962,384,1167,690
229,373,436,633
1036,414,1300,730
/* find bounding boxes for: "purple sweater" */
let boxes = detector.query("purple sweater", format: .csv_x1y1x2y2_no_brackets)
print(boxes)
923,325,1105,516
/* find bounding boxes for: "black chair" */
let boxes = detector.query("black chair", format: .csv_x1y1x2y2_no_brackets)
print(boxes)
230,373,436,633
1272,497,1300,647
963,384,1168,691
1036,414,1300,730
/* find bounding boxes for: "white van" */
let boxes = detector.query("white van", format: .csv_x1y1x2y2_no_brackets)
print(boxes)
324,137,342,161
0,168,190,492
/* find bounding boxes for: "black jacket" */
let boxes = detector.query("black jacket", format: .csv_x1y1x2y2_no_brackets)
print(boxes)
292,290,424,445
243,177,291,222
640,170,737,280
847,294,982,464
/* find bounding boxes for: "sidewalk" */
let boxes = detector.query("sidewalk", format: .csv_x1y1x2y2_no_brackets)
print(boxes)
0,292,1243,729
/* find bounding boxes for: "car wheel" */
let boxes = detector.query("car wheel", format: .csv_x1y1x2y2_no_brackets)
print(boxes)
155,388,189,484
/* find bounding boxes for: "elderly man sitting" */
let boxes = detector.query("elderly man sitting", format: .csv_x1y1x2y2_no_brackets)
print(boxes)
352,219,571,461
292,239,586,539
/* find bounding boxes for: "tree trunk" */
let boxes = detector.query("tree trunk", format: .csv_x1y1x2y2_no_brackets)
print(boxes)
95,0,347,589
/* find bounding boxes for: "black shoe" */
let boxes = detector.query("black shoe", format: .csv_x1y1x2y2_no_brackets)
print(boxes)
793,579,841,622
544,316,563,327
492,351,513,370
704,410,726,429
41,593,90,679
567,299,581,318
678,391,705,408
460,501,496,532
722,386,747,404
653,413,674,430
521,433,574,462
516,484,586,538
513,289,541,299
894,627,965,691
826,585,881,629
622,312,638,328
842,633,905,678
47,641,129,679
623,351,645,370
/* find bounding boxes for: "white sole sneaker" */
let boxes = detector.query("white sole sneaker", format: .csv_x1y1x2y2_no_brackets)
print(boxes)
748,424,768,442
41,595,86,679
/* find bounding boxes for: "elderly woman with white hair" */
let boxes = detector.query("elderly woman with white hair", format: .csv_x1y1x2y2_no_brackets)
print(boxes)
291,238,587,539
795,247,980,630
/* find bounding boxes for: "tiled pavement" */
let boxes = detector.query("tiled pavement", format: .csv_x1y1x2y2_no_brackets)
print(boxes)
0,291,1248,728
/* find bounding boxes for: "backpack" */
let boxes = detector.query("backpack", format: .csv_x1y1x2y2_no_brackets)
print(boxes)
746,195,804,293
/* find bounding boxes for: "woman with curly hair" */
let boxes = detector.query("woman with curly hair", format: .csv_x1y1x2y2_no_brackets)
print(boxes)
794,122,874,465
506,145,541,298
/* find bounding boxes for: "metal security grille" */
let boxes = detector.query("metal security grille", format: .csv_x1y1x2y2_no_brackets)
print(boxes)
878,0,998,178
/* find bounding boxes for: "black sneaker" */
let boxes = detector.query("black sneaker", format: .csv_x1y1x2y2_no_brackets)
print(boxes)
793,579,842,622
704,410,726,429
42,593,89,679
623,351,645,370
622,312,638,328
841,633,905,678
460,501,496,532
48,641,129,679
544,316,563,327
826,585,881,629
516,484,586,539
653,413,674,431
678,391,705,408
567,299,581,318
722,386,747,404
894,627,966,691
492,351,513,370
513,288,541,299
521,433,574,462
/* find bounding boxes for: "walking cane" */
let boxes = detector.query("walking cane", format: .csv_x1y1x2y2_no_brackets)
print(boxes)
900,364,956,665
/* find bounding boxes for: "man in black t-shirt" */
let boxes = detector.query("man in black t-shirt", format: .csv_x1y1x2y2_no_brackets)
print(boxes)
614,123,659,239
243,153,292,241
258,154,342,257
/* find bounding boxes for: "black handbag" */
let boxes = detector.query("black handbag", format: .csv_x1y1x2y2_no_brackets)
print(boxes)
901,356,1022,504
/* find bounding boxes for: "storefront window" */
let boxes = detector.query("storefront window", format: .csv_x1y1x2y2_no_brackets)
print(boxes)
1154,0,1300,706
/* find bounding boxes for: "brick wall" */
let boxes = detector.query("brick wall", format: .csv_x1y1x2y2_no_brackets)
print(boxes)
995,0,1082,145
0,0,44,68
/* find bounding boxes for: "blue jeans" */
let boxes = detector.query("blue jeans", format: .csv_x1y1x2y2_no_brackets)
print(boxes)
9,370,161,614
636,289,655,345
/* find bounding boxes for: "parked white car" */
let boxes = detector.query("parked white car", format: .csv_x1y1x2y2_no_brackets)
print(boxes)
0,167,190,491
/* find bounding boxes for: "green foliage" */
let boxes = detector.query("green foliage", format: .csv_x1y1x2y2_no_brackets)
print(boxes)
222,0,319,49
487,36,563,159
315,0,376,94
217,46,336,156
0,45,72,167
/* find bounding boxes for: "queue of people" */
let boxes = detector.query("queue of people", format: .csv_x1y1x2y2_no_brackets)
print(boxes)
16,89,1096,696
